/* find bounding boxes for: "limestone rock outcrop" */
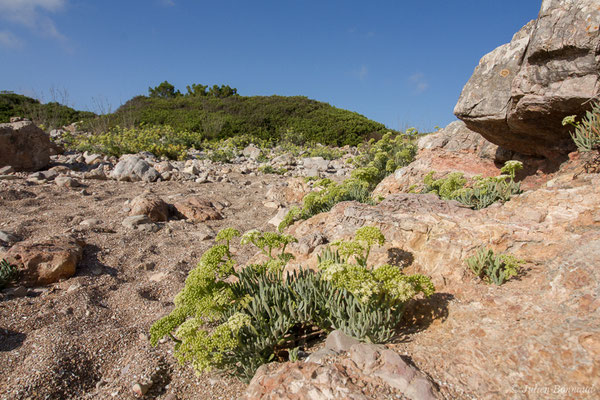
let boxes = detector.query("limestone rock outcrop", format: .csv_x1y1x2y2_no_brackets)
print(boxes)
454,0,600,157
284,165,600,396
374,121,509,198
0,120,52,171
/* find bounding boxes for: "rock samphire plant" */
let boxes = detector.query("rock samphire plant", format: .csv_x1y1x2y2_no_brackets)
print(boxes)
563,101,600,152
0,259,17,289
421,160,523,210
465,247,523,285
150,226,434,381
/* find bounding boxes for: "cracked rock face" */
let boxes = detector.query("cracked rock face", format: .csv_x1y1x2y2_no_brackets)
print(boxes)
0,121,52,171
455,0,600,158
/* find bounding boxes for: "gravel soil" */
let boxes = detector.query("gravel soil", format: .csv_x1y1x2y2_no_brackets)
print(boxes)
0,173,289,400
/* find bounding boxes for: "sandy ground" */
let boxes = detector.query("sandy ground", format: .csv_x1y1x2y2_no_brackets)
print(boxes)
0,172,290,400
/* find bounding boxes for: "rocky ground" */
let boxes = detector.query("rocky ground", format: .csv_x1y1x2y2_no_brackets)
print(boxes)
0,162,302,400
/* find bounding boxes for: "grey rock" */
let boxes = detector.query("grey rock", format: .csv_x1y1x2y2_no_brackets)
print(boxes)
455,0,600,157
324,330,361,354
302,157,329,171
111,155,159,182
55,176,80,188
83,166,107,180
0,231,18,244
305,347,338,364
83,152,103,165
0,165,14,174
122,215,152,230
268,208,288,228
242,144,262,160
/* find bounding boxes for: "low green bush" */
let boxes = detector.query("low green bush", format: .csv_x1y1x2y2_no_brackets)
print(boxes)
307,146,345,160
563,102,600,152
465,247,523,285
352,130,418,189
66,124,196,160
150,227,434,381
258,165,287,175
0,259,17,289
278,178,374,231
421,160,523,210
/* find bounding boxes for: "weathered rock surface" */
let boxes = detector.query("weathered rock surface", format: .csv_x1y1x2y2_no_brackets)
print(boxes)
0,120,52,171
173,197,223,222
2,235,85,286
454,0,600,157
111,155,160,182
246,330,438,400
286,166,600,397
374,121,509,197
129,192,169,222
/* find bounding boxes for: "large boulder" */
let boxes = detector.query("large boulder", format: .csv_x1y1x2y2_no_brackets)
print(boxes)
454,0,600,157
0,120,52,171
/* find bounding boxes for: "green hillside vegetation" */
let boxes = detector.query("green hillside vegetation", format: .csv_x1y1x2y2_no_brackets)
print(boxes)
0,91,95,129
88,81,392,147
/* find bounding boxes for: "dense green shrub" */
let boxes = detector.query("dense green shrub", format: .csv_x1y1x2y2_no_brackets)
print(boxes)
421,160,523,210
563,102,600,152
102,94,390,146
0,92,95,128
150,227,434,381
0,259,17,289
466,247,523,285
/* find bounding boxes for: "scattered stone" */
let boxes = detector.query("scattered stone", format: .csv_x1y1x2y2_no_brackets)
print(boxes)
111,155,160,182
268,208,288,228
3,286,28,298
263,201,279,209
0,231,18,245
173,197,223,223
302,157,329,172
0,120,52,171
183,165,199,175
80,218,102,227
0,165,15,174
55,176,80,188
149,272,167,282
243,144,262,160
3,235,85,286
83,152,103,165
129,192,169,222
132,382,151,397
83,166,107,180
122,215,153,230
325,330,360,354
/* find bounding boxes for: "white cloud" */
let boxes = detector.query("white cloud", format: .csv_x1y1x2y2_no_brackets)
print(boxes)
0,0,67,41
358,65,368,80
0,30,24,49
408,72,429,94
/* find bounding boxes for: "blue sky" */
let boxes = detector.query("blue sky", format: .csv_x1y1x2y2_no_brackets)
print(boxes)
1,0,541,132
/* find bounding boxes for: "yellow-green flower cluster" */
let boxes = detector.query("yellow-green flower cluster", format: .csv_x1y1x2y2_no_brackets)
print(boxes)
319,260,433,305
